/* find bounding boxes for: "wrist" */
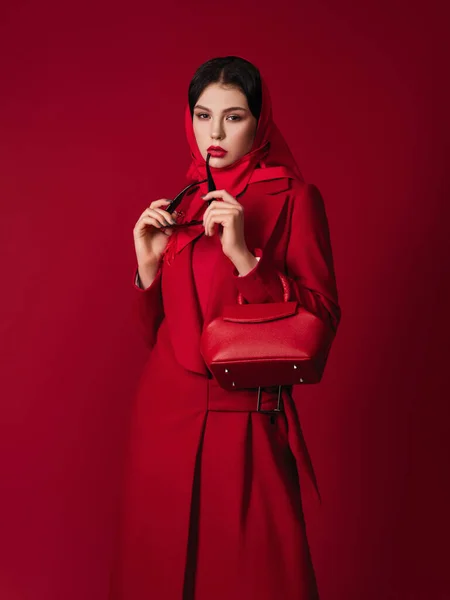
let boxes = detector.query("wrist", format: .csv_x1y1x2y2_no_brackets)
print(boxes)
228,248,259,276
138,255,161,270
137,259,160,289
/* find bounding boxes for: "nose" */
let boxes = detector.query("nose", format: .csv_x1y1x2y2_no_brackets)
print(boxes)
210,118,224,141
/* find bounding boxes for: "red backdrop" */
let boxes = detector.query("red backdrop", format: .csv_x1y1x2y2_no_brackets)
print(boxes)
1,0,449,598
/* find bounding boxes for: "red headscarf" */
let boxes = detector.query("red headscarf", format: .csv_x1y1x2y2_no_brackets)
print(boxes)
184,76,304,198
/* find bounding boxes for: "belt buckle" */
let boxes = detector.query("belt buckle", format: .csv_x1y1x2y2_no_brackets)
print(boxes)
256,386,283,413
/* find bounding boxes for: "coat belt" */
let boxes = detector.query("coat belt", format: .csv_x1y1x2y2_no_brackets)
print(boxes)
206,383,286,413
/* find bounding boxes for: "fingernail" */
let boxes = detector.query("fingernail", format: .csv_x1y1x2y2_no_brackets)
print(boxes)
201,195,207,199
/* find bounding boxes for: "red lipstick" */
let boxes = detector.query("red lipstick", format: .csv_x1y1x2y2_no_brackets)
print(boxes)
207,145,227,158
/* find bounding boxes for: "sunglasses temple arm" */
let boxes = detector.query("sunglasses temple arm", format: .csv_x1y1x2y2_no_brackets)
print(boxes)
206,153,216,193
165,178,208,214
164,153,215,215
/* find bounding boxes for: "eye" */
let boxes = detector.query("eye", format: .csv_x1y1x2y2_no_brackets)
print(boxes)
195,113,210,120
227,115,241,121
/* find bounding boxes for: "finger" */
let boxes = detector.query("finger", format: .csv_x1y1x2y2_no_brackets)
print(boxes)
205,207,240,218
143,208,175,227
135,215,170,234
201,189,239,204
204,216,220,237
203,201,242,227
149,199,171,209
203,203,239,223
204,207,240,233
203,208,216,236
204,210,236,236
139,203,169,221
137,211,168,230
204,199,239,211
150,207,177,225
203,208,224,235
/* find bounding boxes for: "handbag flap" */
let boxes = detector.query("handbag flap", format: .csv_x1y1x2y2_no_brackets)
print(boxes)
222,301,298,323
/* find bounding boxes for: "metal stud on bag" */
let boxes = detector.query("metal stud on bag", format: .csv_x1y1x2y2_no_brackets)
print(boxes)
293,364,304,383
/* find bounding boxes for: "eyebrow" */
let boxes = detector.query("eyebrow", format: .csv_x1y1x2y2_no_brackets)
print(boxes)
194,105,248,113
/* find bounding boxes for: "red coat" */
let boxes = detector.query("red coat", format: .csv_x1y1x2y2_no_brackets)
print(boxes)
109,176,341,600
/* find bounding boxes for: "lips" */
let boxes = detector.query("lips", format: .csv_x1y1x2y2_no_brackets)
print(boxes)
207,146,227,158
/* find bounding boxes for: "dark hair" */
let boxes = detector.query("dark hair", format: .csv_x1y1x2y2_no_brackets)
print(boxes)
188,56,262,121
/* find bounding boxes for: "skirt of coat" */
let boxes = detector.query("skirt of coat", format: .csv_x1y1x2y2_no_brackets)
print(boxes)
109,319,320,600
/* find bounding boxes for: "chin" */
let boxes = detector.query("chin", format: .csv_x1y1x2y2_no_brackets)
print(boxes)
207,155,234,168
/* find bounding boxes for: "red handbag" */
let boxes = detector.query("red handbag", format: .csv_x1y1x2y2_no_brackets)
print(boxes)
199,273,336,397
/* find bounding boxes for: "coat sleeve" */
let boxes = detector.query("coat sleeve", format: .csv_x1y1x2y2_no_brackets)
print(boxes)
132,265,165,348
233,183,341,334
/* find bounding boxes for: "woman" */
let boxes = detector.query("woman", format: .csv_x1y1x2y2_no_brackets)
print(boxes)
109,56,341,600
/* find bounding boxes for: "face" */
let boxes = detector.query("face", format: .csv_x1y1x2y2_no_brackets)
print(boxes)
192,82,258,169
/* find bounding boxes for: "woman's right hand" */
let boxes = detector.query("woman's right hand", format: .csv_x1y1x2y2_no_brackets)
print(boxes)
133,199,177,266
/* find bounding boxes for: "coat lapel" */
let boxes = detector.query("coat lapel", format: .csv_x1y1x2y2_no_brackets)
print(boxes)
240,177,292,252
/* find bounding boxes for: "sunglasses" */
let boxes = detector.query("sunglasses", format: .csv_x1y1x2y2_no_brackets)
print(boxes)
163,153,216,229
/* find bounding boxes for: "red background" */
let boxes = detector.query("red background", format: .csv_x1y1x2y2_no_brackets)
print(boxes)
1,0,449,598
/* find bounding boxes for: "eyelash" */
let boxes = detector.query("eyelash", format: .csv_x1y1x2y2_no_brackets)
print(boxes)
195,113,242,122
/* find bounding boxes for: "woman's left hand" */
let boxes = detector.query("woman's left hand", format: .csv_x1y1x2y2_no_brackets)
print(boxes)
201,189,249,260
201,189,259,276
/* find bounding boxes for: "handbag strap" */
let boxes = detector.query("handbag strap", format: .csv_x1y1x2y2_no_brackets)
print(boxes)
238,271,291,304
